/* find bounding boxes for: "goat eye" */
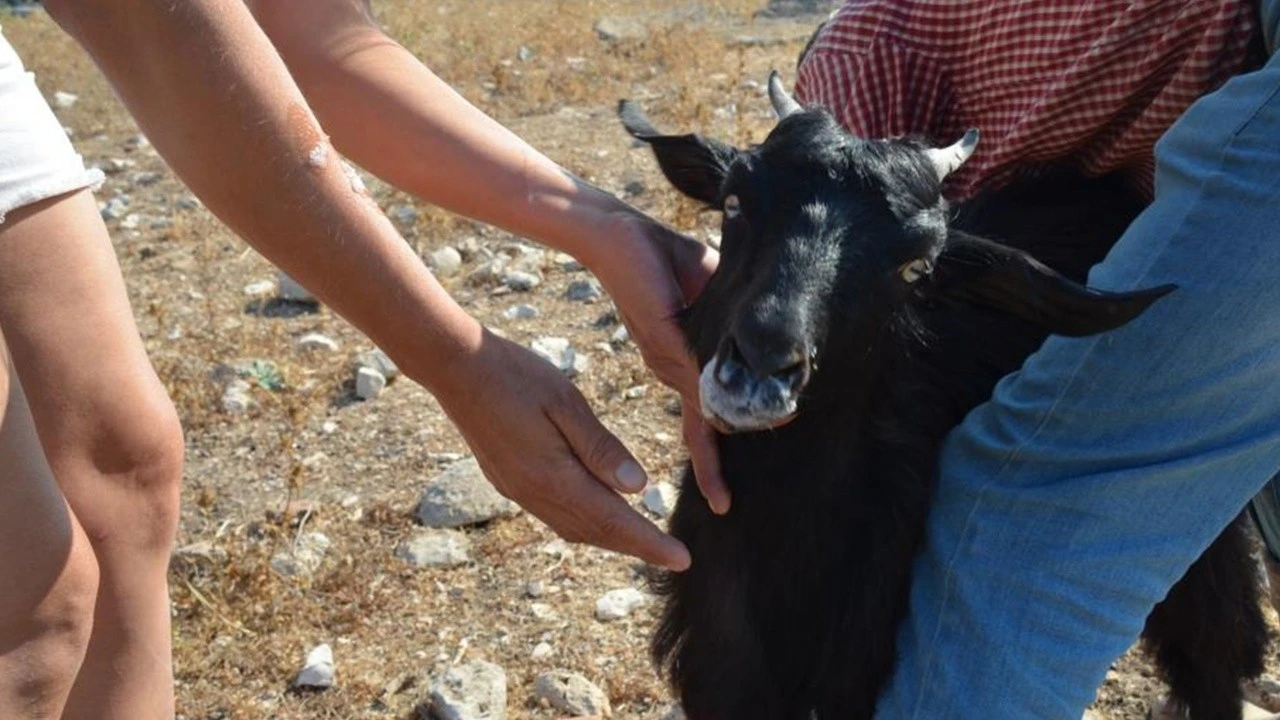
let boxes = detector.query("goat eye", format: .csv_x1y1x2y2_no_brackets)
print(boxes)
723,194,742,218
899,259,932,283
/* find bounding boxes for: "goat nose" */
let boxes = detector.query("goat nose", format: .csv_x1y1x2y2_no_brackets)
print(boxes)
721,336,809,389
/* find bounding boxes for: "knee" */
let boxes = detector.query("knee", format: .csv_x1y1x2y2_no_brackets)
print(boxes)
57,387,186,554
0,537,99,711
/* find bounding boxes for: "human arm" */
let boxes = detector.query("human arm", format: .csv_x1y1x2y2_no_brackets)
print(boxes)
43,0,692,569
246,0,729,512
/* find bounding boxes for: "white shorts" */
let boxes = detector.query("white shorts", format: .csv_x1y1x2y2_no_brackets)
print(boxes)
0,25,102,225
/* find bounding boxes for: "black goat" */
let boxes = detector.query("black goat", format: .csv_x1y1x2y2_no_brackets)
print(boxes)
619,74,1265,720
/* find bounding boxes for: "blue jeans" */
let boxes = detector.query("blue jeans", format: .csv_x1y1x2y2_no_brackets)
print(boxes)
875,8,1280,719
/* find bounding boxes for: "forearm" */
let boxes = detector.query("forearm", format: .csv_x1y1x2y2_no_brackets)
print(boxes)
249,0,631,266
45,0,481,389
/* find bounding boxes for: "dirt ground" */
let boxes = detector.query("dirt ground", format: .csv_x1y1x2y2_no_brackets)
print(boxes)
6,1,1280,718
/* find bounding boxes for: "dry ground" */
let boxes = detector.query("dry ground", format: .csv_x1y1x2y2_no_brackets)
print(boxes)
5,2,1279,718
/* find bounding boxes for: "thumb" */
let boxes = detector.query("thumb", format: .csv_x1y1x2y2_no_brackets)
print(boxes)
548,393,650,494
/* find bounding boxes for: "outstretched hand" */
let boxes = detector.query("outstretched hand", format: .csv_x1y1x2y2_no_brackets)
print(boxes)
584,211,730,515
432,331,692,571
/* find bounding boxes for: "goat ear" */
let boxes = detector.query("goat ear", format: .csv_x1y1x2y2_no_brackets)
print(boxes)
618,100,737,205
932,232,1176,336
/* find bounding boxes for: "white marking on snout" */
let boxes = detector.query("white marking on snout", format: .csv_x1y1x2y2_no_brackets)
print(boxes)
699,360,799,433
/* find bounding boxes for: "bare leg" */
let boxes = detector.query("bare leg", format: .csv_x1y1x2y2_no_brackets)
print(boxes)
0,332,99,719
0,191,185,720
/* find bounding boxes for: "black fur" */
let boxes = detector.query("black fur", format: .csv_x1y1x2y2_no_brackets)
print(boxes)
622,104,1265,719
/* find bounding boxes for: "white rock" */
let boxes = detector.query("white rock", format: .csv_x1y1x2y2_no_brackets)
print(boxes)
661,706,687,720
298,333,339,352
552,252,584,272
525,580,545,598
321,420,339,434
430,246,464,278
653,432,674,444
103,157,136,174
220,379,254,414
430,452,466,465
503,304,539,320
530,337,588,377
293,643,335,689
355,348,400,380
99,196,129,221
502,270,541,292
623,385,648,400
532,671,610,717
270,532,331,577
530,603,558,621
277,271,315,302
540,539,575,560
389,204,420,229
355,367,387,400
595,588,648,621
610,325,630,345
53,91,78,108
416,457,522,528
395,530,471,568
642,482,678,519
429,660,507,720
121,213,142,230
531,642,554,661
565,279,603,303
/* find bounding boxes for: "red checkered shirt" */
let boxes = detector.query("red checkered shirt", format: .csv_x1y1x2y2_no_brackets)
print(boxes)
795,0,1262,200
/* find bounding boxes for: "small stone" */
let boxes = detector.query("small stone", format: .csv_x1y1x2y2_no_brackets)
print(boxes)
150,217,173,231
416,457,522,528
610,326,630,345
355,367,387,400
430,246,464,278
516,45,534,63
99,196,129,221
456,236,483,261
502,270,541,292
540,539,574,560
552,252,584,272
298,333,339,352
321,420,339,434
525,580,545,598
530,337,588,377
594,16,648,42
623,385,648,400
503,304,539,320
389,204,419,229
429,660,507,720
355,348,400,380
103,157,136,174
430,452,466,465
531,642,553,661
661,706,687,720
277,271,315,302
653,432,674,444
530,603,558,622
270,532,331,577
595,588,647,621
121,213,142,230
532,672,610,717
294,643,335,689
395,529,472,568
53,90,78,108
220,379,254,414
133,170,164,187
623,179,647,197
565,279,603,303
468,256,510,287
125,134,151,151
176,194,201,211
642,482,677,519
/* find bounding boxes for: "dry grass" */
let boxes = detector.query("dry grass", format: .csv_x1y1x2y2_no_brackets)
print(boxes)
6,2,1274,718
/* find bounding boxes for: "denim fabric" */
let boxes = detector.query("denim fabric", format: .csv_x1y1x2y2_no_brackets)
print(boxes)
875,9,1280,718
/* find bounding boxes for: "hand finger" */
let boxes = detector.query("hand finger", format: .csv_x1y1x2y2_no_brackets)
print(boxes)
546,387,649,494
683,397,729,514
554,460,691,571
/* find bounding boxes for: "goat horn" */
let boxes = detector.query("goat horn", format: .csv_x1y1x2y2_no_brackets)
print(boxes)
926,128,980,181
768,70,802,119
